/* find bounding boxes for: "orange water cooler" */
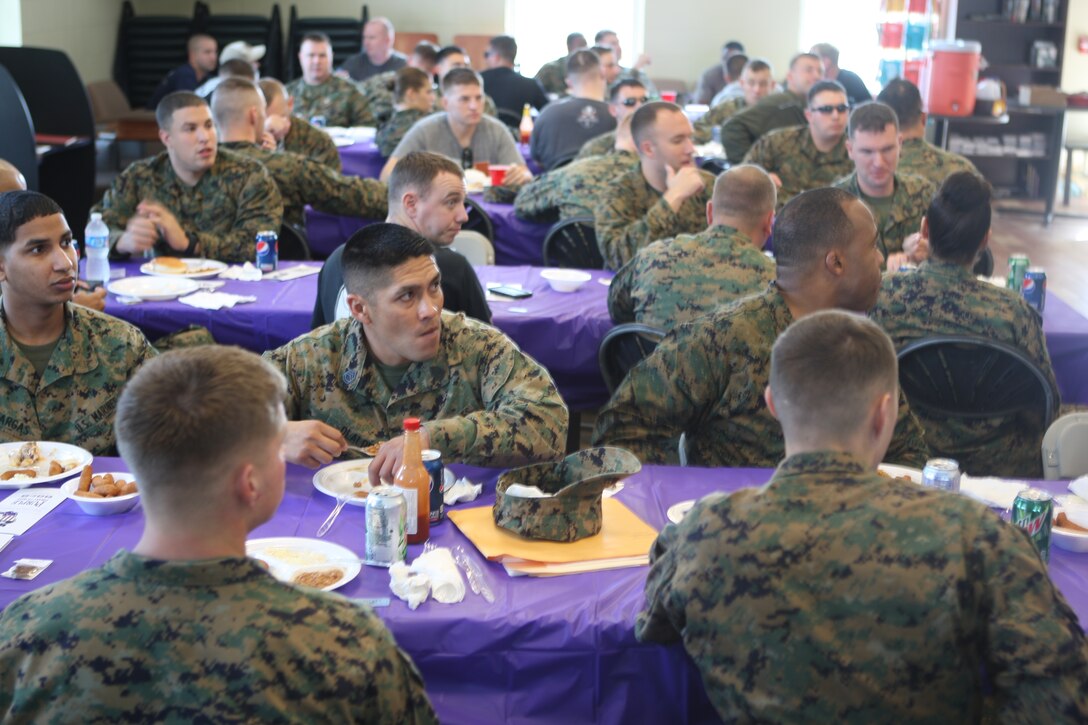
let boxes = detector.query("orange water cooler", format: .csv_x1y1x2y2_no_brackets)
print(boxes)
919,40,982,116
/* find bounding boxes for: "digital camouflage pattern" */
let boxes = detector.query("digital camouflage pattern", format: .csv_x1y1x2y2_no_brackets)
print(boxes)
870,259,1059,477
608,224,774,328
721,90,807,163
0,552,437,723
220,141,387,228
592,284,929,466
691,97,746,145
743,124,853,209
376,109,429,157
92,148,283,264
636,451,1088,722
897,136,978,187
265,311,568,466
283,115,342,171
286,75,376,127
834,171,936,255
358,70,397,125
594,166,716,270
0,305,155,455
574,131,616,161
514,150,639,222
534,56,568,97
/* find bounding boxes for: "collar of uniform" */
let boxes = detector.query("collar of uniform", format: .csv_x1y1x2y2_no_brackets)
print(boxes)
219,140,260,151
702,224,749,250
918,257,974,281
764,281,794,324
772,450,870,480
104,549,269,588
0,303,97,389
339,314,460,402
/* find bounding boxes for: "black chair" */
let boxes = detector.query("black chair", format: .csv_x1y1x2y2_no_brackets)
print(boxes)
496,108,521,130
542,216,604,269
972,247,994,277
548,153,578,171
598,323,667,394
699,157,729,175
112,0,196,109
0,64,38,191
463,196,495,241
286,4,365,81
279,223,312,260
197,5,284,81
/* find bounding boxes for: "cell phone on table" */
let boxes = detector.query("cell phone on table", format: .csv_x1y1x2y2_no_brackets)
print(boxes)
489,285,533,299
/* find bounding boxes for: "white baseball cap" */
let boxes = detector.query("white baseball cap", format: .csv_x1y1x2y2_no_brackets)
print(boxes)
220,41,266,65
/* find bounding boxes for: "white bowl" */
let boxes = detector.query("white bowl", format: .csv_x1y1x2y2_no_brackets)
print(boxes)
541,269,592,293
61,472,140,516
1053,524,1088,553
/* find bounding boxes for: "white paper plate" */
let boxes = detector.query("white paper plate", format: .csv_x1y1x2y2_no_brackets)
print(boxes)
107,276,200,301
0,442,92,488
247,537,361,591
61,472,139,515
312,459,375,507
878,464,922,484
667,499,696,524
139,258,228,279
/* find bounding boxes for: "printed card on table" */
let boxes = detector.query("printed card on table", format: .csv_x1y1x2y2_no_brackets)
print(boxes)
0,488,67,536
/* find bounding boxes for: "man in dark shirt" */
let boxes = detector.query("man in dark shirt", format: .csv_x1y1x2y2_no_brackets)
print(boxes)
530,49,615,171
811,43,872,105
339,17,408,82
480,35,549,121
147,34,218,109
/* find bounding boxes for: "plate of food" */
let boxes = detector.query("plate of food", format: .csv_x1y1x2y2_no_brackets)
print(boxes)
463,168,491,193
877,464,922,484
0,441,92,488
1052,498,1088,553
140,257,229,279
313,458,375,507
246,537,360,591
667,499,696,524
107,275,200,301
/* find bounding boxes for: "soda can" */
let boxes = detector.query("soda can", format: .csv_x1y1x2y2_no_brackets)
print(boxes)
365,486,407,567
255,230,278,272
1012,488,1054,563
422,449,445,524
310,114,327,128
1021,267,1047,313
1006,253,1030,290
921,458,961,492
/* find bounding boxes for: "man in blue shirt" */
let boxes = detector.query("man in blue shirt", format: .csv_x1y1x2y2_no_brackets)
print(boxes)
147,34,218,109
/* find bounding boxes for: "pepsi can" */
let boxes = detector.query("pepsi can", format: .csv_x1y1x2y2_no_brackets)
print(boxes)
1021,267,1046,313
255,230,278,272
422,449,445,524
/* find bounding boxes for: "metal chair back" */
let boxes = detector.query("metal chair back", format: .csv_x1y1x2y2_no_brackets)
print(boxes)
542,216,604,269
598,323,666,394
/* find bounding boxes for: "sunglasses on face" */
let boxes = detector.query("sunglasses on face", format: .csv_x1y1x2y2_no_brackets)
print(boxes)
620,96,649,107
810,104,850,115
461,147,474,170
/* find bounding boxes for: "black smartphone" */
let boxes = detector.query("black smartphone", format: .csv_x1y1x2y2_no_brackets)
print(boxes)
489,285,533,299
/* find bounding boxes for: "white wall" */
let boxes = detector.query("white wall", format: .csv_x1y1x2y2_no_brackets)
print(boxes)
1063,1,1088,139
19,0,121,83
0,0,21,46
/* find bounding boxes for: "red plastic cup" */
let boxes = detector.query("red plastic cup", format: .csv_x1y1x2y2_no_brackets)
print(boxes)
660,91,678,103
489,165,509,186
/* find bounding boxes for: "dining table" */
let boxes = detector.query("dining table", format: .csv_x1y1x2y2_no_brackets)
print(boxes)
337,137,543,181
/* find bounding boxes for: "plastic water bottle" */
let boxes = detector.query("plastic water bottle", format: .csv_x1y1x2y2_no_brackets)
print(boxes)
84,213,110,285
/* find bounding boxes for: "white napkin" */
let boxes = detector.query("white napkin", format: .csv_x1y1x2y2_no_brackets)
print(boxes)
444,477,482,505
178,291,258,310
959,476,1029,509
388,548,466,608
218,262,263,281
1068,476,1088,503
389,561,430,610
504,483,550,498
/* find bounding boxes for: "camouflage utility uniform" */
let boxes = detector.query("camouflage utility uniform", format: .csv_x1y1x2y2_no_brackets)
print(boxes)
574,131,616,161
592,284,929,466
870,259,1059,477
594,166,716,270
637,451,1088,721
0,305,155,455
358,71,397,125
834,171,936,255
221,141,387,228
376,109,429,158
515,150,638,222
534,56,568,97
743,125,853,209
897,137,978,187
691,97,747,145
286,76,376,127
608,224,774,328
265,312,568,466
0,551,437,723
283,115,342,171
721,90,806,163
93,148,283,264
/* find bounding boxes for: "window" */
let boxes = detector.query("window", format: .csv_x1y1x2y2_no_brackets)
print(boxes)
505,0,643,78
798,0,885,95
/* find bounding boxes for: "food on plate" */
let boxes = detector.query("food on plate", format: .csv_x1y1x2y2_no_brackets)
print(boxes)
73,470,138,499
353,490,369,499
258,547,328,566
78,465,92,492
877,469,913,482
48,460,64,476
12,442,41,467
0,469,36,481
150,257,189,273
1056,511,1088,533
293,568,345,588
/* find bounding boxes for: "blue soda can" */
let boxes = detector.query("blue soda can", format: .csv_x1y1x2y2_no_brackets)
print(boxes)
1021,267,1046,313
422,449,445,523
255,230,278,272
310,114,327,128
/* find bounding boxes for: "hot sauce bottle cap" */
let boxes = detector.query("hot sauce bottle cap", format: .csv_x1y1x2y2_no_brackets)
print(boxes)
403,418,421,431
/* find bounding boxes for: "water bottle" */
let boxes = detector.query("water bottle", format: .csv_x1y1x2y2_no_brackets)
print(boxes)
84,213,110,285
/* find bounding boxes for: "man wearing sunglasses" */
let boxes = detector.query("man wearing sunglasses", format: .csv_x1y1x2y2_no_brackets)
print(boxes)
743,80,854,210
530,49,616,171
575,79,648,160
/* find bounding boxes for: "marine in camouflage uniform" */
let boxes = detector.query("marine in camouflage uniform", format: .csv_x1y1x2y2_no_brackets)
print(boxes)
93,148,283,264
514,150,638,222
721,90,806,163
743,124,853,209
534,56,568,97
376,109,429,158
358,70,398,125
636,450,1088,721
833,171,936,255
220,141,387,228
594,166,717,270
286,75,376,127
574,131,616,161
691,97,747,145
608,225,774,328
0,551,437,723
592,284,929,466
283,115,342,171
265,311,568,466
0,304,155,455
870,259,1059,478
897,136,978,187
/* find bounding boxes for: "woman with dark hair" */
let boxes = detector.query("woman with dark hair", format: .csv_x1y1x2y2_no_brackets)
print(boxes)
869,171,1058,477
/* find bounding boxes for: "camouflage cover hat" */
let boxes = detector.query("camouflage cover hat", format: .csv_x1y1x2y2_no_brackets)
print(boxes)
493,447,641,542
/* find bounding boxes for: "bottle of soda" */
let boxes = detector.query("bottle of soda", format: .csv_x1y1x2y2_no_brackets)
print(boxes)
519,103,534,145
84,213,111,286
393,418,430,544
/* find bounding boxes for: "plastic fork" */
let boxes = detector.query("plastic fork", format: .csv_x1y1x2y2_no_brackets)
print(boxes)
316,494,348,537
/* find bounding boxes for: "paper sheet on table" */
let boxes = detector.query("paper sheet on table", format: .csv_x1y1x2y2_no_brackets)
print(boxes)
447,498,657,564
502,554,649,577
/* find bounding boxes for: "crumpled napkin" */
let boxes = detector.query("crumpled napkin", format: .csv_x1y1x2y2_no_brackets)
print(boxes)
1069,476,1088,503
389,547,465,609
444,476,482,505
218,262,263,281
178,291,258,310
504,483,550,498
959,476,1029,509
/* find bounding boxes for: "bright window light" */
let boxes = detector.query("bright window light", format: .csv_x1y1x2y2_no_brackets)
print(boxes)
505,0,642,79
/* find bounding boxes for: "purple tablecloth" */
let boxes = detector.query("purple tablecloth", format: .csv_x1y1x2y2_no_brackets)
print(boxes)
338,139,542,181
1,460,1085,724
1041,294,1088,405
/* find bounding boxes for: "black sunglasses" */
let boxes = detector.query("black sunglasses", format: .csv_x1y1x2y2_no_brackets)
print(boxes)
810,104,850,115
620,96,649,107
461,147,474,170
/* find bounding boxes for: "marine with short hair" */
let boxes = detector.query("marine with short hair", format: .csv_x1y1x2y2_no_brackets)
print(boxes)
287,32,376,127
573,78,647,160
258,77,341,171
376,67,437,157
877,78,978,185
691,58,775,144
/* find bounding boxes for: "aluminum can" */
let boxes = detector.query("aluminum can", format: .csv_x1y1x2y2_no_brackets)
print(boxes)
1021,267,1047,313
1006,253,1030,290
365,486,407,567
422,449,445,524
921,458,961,492
255,230,278,272
310,114,326,128
1012,488,1054,563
